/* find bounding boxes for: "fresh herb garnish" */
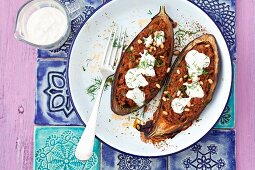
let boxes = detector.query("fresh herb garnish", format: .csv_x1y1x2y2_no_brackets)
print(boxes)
147,10,152,15
86,76,113,101
156,34,163,39
104,75,114,90
155,58,164,67
129,56,134,60
86,77,102,101
138,60,148,69
179,85,186,92
166,93,171,99
202,69,208,75
82,66,86,72
113,38,122,48
126,47,133,53
175,28,199,47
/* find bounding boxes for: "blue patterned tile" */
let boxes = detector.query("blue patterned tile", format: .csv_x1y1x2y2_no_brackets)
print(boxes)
102,144,167,170
35,59,82,125
34,126,100,170
169,129,235,170
215,62,235,128
189,0,236,60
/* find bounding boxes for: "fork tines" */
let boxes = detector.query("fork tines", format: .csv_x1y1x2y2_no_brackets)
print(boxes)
102,27,126,69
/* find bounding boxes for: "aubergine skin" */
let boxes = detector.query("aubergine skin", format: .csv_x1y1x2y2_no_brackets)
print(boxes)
137,34,220,142
111,6,174,115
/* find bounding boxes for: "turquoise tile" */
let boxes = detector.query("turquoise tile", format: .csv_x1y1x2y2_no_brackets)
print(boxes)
34,126,100,170
215,62,236,128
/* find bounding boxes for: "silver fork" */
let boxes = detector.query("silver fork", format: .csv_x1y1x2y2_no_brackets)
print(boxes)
75,27,126,160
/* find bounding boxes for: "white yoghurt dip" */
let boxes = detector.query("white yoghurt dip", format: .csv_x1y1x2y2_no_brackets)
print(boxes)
125,50,156,106
171,50,210,114
138,50,156,76
154,31,165,47
124,30,166,106
26,7,68,45
143,35,153,47
125,68,148,88
171,98,191,114
126,88,145,107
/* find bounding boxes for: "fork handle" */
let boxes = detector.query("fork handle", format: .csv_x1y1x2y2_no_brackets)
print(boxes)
75,79,106,160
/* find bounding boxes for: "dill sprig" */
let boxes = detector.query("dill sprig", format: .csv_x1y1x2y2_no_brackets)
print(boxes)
147,10,152,15
113,38,122,48
86,75,114,101
86,77,102,101
175,28,199,47
155,58,164,67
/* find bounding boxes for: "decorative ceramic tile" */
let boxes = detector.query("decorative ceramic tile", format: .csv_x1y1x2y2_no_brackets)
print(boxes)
34,126,100,170
35,59,82,125
37,1,102,58
34,0,236,168
215,62,236,128
101,144,167,170
168,129,235,170
189,0,236,60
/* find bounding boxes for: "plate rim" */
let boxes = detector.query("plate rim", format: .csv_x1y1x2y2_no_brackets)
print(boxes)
66,0,234,157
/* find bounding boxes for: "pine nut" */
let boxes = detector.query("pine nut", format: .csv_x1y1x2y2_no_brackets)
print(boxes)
162,111,168,115
208,79,213,84
184,108,190,112
163,91,169,94
160,44,164,49
174,50,180,56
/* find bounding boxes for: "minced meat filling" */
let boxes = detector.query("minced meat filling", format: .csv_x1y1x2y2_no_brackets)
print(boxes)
115,18,172,108
161,42,215,124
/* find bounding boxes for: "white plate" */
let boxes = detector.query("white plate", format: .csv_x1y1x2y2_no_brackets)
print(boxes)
68,0,232,156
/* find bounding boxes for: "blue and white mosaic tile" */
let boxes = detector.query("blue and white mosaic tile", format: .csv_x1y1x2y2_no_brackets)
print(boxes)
168,130,235,170
34,126,100,170
35,60,82,125
102,144,167,170
189,0,236,60
33,0,236,169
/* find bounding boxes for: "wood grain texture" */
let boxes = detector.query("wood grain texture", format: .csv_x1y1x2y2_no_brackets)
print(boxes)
0,0,254,169
0,0,36,169
236,0,255,169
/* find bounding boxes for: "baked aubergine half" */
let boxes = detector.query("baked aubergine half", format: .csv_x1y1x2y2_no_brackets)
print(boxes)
136,34,219,142
111,6,175,115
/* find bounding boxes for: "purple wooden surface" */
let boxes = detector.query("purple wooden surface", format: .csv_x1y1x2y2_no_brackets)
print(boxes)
236,0,255,169
0,0,254,169
0,0,35,169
